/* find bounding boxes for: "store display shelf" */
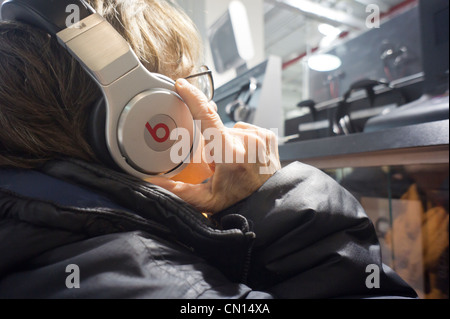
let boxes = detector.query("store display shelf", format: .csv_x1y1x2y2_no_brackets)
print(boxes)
280,120,449,169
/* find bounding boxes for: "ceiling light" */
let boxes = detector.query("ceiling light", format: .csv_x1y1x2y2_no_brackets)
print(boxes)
318,23,342,37
273,0,366,29
229,0,255,61
308,54,342,72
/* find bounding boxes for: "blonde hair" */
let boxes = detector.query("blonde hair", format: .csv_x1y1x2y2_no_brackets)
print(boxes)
0,0,202,169
90,0,202,78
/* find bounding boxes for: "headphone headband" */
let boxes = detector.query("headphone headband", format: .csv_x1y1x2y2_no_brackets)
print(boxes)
0,0,94,35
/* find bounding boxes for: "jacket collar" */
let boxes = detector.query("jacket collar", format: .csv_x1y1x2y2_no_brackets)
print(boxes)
0,159,255,282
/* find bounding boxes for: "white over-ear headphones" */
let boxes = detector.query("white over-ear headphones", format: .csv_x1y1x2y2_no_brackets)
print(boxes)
0,0,200,179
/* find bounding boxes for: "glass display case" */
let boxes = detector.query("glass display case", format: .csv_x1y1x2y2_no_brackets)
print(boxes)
280,119,449,299
325,163,449,299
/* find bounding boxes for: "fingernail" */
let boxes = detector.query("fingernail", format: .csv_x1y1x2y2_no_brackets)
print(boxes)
176,78,188,87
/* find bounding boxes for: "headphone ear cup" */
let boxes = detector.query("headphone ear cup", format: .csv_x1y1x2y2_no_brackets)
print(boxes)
226,100,253,123
226,100,241,122
333,100,345,135
234,103,252,122
87,98,120,170
334,89,355,135
339,114,354,135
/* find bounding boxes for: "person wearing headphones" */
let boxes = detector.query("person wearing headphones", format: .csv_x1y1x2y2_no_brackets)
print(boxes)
0,0,417,299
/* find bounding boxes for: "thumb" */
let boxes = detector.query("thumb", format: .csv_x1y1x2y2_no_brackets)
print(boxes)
176,79,225,134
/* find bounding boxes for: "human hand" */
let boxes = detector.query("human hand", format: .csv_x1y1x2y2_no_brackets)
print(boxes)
148,78,281,214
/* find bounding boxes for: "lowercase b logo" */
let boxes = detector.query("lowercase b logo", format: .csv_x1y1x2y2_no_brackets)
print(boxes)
146,122,170,143
144,115,177,152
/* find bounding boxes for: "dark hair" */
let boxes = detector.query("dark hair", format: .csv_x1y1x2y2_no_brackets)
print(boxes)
0,21,101,168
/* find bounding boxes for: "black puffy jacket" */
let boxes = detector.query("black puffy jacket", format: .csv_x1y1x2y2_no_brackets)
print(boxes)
0,159,417,299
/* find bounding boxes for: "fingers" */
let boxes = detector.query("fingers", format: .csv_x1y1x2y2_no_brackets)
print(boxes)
176,79,224,134
234,121,280,159
151,87,282,214
233,122,281,174
233,122,260,130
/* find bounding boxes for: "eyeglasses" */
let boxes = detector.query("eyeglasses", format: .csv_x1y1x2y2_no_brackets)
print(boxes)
184,65,215,102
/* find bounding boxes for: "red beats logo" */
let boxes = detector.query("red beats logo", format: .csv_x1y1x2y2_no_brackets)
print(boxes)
144,115,177,152
145,122,170,143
